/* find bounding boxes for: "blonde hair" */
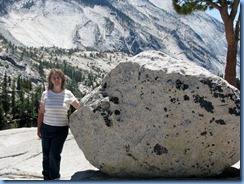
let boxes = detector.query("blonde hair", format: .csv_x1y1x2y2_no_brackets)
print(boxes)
47,68,66,90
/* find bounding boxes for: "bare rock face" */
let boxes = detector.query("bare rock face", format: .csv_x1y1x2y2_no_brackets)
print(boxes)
69,51,240,178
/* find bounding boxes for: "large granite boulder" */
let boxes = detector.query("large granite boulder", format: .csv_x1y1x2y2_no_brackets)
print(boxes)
69,51,240,178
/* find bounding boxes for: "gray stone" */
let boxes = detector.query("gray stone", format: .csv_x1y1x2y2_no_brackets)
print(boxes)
69,51,240,178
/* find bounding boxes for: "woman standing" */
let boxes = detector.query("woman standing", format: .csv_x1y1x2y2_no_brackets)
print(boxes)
37,68,79,180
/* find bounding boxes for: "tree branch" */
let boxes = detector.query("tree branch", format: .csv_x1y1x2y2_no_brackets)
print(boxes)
218,0,229,22
230,0,240,21
235,11,240,41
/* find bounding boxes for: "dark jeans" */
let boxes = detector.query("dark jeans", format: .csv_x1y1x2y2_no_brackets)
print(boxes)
41,123,69,180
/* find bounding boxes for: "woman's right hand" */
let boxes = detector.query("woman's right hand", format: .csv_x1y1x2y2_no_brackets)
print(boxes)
37,128,42,139
37,103,45,139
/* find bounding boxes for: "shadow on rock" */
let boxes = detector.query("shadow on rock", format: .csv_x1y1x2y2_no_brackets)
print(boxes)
70,167,240,181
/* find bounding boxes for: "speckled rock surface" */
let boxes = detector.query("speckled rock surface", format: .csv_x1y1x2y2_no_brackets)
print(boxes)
69,51,240,178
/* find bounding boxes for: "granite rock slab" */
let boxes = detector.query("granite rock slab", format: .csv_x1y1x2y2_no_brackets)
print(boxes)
69,51,240,178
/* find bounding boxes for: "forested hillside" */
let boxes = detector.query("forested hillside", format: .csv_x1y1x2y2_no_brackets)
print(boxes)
0,33,129,130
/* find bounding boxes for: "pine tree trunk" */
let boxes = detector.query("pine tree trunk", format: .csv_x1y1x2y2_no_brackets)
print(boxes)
224,42,238,87
221,10,238,88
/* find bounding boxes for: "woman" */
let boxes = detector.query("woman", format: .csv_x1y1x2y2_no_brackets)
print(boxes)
37,68,79,180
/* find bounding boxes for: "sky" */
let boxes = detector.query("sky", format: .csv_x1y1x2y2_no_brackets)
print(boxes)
206,9,222,22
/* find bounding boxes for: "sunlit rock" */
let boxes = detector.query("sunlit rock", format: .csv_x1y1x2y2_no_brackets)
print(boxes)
69,50,240,178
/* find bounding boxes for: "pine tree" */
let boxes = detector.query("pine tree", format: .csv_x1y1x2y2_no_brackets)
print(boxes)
33,85,42,115
17,89,27,128
17,75,21,91
11,79,16,118
172,0,240,87
0,104,4,130
3,73,9,114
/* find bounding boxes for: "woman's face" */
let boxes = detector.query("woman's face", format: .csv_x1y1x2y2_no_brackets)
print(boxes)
51,72,62,88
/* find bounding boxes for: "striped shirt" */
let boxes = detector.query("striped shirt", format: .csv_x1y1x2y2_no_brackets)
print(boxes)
41,89,76,126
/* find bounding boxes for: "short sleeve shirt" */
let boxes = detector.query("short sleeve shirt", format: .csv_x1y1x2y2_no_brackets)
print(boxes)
41,89,76,126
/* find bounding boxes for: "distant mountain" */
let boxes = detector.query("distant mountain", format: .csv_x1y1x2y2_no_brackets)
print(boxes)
0,0,240,78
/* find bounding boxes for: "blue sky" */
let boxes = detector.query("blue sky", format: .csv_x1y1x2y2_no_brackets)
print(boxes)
206,9,222,22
